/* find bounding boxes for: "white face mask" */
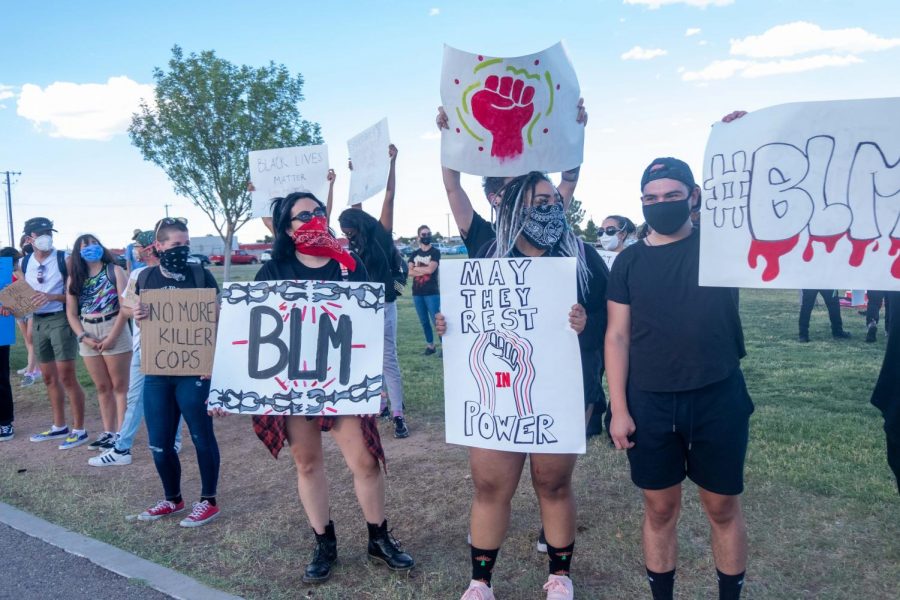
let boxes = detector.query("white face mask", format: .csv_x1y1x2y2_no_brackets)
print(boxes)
33,234,53,252
599,234,620,251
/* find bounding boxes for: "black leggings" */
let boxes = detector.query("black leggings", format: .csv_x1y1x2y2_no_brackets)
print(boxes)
799,289,843,336
0,346,12,426
866,290,891,330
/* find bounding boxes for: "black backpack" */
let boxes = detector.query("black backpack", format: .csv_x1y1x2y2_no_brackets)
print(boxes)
22,250,68,281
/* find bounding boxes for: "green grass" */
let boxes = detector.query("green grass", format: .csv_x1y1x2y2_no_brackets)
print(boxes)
1,286,898,599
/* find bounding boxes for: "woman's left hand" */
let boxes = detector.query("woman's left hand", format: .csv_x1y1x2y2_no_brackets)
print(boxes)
94,336,109,352
569,303,587,334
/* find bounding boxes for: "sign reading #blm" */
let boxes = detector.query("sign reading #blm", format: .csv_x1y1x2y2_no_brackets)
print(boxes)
140,289,218,376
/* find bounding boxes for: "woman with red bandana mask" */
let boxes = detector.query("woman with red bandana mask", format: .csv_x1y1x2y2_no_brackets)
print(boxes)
249,190,415,584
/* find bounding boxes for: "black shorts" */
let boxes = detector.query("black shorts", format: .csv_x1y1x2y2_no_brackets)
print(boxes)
626,368,754,496
582,348,606,411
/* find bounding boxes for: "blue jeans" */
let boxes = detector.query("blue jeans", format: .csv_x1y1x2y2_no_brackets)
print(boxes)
413,294,441,345
382,302,405,416
143,375,219,499
115,348,182,452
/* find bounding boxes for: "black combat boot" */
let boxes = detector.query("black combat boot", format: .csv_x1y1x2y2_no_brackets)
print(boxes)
367,519,415,571
303,521,337,583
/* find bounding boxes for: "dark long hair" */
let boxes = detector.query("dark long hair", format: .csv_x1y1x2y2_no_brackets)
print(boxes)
271,192,331,260
337,208,394,275
68,234,116,297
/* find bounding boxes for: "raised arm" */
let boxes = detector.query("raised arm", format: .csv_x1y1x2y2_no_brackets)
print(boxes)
325,168,336,224
436,107,476,236
556,98,588,208
378,144,398,233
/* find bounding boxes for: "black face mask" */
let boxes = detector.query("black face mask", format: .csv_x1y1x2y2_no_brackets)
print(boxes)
22,243,33,255
642,199,691,235
420,235,432,245
159,245,191,274
521,203,566,250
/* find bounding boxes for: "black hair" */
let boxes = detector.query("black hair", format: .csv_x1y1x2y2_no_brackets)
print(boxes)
271,192,330,260
337,208,394,276
603,215,636,235
68,234,117,297
417,225,431,235
0,247,20,260
482,176,507,198
155,218,189,242
637,222,652,239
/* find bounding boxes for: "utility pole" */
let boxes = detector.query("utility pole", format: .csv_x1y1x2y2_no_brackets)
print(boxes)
3,171,20,247
164,203,172,218
446,213,451,240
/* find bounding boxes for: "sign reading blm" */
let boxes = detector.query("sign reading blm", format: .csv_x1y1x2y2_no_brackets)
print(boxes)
140,289,218,376
208,280,385,416
441,257,585,454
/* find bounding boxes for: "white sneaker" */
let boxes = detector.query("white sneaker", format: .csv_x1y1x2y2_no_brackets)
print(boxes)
89,448,132,467
543,574,574,600
16,367,27,375
460,580,495,600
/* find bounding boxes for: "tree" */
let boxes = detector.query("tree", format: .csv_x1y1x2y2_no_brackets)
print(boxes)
129,46,322,279
567,197,586,237
582,218,599,243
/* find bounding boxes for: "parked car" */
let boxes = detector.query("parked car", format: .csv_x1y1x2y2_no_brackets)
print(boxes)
445,244,467,255
187,253,211,266
260,250,272,262
209,249,259,265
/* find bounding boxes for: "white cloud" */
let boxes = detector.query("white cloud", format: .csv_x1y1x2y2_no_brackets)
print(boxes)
0,84,13,109
682,54,861,81
686,28,702,36
682,59,749,81
16,76,153,141
429,7,440,16
621,46,668,60
420,130,441,141
624,0,733,9
698,40,708,46
730,21,900,58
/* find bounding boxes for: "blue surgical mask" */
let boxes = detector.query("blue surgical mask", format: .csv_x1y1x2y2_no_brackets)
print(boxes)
80,244,104,262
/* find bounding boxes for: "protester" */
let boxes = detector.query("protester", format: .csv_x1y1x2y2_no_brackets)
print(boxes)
408,224,441,355
132,217,222,527
16,235,39,386
90,230,183,467
0,247,17,441
870,291,900,493
338,144,410,439
798,289,851,343
20,217,89,449
125,229,147,273
606,157,751,600
865,290,890,343
598,216,636,253
248,191,415,582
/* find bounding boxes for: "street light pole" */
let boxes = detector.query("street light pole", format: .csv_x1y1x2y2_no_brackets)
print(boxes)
3,171,20,247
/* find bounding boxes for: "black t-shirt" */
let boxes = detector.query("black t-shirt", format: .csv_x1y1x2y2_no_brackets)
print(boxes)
409,247,441,296
606,229,746,393
255,254,370,284
136,265,219,292
462,211,495,259
355,236,399,304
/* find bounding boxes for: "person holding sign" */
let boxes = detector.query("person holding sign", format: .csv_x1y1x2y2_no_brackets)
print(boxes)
436,172,607,600
132,217,222,527
65,234,132,452
250,191,414,583
605,157,751,600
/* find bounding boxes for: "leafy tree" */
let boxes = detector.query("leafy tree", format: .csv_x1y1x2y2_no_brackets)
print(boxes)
582,218,599,243
129,46,322,278
566,196,586,237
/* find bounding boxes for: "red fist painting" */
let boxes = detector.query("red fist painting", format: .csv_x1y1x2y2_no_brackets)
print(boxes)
471,75,536,160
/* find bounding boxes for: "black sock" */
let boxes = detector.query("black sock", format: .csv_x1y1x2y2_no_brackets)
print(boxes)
168,495,183,505
200,496,216,506
717,569,745,600
367,519,387,539
546,540,575,576
114,448,130,455
470,546,499,586
646,567,675,600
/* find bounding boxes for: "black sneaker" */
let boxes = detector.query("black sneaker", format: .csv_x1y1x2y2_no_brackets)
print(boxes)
0,424,13,442
88,432,115,451
833,330,851,339
393,416,409,439
866,323,877,343
798,334,810,343
423,346,436,356
379,406,390,419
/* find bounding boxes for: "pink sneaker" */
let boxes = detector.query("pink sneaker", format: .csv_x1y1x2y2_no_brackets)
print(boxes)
543,574,574,599
460,580,496,600
138,499,185,521
179,500,220,527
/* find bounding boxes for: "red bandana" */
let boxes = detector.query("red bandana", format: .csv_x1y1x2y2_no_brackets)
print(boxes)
291,217,357,272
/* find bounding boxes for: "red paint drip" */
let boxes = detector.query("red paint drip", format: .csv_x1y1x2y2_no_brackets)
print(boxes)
282,312,289,322
311,381,318,387
293,380,299,388
747,235,800,282
848,237,878,267
323,378,336,389
802,232,845,262
326,302,343,308
301,306,307,321
320,306,337,321
231,340,248,345
263,408,273,415
312,307,317,324
325,407,338,414
279,302,287,311
352,344,366,349
889,238,900,279
274,377,287,391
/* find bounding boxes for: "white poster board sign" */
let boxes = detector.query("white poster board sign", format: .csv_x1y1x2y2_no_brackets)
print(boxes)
347,119,391,205
249,145,330,218
700,97,900,290
441,257,585,454
440,42,583,177
208,279,385,416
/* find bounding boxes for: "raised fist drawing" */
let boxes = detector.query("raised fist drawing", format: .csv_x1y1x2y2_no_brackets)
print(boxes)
469,330,535,416
471,75,536,160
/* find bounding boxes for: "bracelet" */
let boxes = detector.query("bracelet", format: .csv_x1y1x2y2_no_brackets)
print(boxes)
77,332,88,343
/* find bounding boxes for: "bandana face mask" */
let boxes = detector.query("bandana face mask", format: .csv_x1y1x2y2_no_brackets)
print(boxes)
159,245,191,274
520,202,566,250
292,216,357,272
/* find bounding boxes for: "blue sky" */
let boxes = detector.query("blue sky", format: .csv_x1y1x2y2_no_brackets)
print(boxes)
2,0,900,249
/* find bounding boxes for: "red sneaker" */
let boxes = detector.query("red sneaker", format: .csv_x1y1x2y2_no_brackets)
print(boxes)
179,500,220,528
138,499,185,521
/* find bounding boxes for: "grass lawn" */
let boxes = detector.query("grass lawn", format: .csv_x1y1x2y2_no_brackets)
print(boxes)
1,271,897,599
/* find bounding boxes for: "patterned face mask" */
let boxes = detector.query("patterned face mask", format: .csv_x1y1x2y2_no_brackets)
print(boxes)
159,245,190,274
520,202,566,250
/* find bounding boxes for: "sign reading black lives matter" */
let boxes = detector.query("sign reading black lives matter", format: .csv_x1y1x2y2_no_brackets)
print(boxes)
208,280,385,416
441,258,585,454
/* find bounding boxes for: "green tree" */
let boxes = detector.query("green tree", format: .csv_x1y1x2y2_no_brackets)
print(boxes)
129,45,322,278
582,218,599,243
567,196,586,236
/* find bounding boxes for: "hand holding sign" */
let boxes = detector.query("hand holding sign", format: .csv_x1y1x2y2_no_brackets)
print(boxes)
472,75,536,160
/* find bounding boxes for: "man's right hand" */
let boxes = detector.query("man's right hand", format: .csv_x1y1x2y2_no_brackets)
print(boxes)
436,106,449,131
31,292,50,308
609,411,636,450
721,110,747,123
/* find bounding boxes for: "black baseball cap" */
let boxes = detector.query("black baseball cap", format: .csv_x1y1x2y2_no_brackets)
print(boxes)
23,217,57,234
641,157,696,191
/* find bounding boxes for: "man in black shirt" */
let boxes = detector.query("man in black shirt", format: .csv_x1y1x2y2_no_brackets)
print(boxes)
408,225,442,355
606,158,751,600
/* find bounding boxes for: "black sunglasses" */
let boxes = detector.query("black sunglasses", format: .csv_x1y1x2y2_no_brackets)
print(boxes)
36,264,46,285
601,226,623,236
291,207,327,223
154,217,188,237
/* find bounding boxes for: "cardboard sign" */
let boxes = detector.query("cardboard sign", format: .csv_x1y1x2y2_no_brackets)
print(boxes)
0,258,15,346
120,274,139,310
441,257,586,454
0,278,39,318
249,144,330,219
700,97,900,290
208,279,385,416
440,42,583,177
140,289,218,376
347,118,391,205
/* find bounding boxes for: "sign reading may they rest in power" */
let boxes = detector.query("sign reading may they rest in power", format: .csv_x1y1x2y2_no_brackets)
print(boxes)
441,257,585,454
140,289,218,376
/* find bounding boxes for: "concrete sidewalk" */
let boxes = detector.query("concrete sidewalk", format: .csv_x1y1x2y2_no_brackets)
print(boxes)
0,502,243,600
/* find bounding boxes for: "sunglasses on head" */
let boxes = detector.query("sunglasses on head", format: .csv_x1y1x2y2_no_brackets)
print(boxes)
291,207,327,223
154,216,188,237
601,226,624,236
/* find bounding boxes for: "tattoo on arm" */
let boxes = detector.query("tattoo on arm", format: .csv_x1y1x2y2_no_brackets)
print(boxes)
561,166,580,182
